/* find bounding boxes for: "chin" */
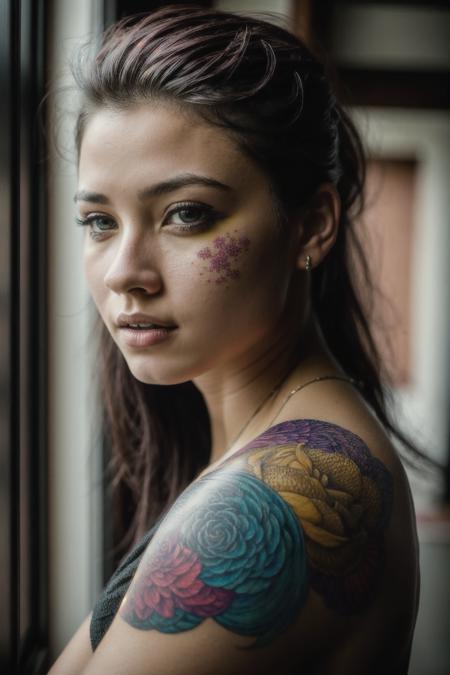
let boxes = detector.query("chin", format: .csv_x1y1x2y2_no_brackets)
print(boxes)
127,366,185,387
124,355,197,387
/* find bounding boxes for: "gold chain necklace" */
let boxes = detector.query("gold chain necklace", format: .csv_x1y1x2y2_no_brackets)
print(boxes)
227,373,358,452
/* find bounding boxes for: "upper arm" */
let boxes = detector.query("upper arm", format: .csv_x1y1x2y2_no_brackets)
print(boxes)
48,612,93,674
81,424,393,675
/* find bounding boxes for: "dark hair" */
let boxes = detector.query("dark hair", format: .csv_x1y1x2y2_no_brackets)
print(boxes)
73,4,433,559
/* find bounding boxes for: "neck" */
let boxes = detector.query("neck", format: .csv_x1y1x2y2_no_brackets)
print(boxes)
192,312,339,466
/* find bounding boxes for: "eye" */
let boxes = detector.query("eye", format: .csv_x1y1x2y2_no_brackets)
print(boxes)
75,214,116,239
163,202,220,231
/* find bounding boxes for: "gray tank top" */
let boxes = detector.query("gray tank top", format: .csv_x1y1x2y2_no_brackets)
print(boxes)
90,515,164,650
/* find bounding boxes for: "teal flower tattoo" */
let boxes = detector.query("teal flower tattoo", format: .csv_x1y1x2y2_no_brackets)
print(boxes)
120,471,308,648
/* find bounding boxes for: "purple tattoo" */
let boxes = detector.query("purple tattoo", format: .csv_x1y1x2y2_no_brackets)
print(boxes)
196,232,250,285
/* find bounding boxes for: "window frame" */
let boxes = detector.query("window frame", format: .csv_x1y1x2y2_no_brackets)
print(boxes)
0,0,49,672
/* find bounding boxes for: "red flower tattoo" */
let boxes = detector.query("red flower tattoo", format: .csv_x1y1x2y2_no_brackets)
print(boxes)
126,536,235,622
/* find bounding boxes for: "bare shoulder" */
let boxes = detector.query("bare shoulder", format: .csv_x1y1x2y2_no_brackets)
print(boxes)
227,415,420,668
80,416,418,674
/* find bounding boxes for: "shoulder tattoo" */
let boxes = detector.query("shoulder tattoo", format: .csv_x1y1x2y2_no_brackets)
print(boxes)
119,420,393,647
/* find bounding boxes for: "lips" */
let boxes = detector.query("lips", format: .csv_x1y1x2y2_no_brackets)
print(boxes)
117,313,177,348
117,312,177,329
120,326,175,348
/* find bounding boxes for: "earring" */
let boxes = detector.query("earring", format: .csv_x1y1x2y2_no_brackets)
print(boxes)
305,255,312,272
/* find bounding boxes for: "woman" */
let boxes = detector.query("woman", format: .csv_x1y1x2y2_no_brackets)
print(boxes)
49,5,420,674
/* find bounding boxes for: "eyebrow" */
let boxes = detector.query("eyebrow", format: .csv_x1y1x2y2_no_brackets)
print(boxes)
73,173,233,204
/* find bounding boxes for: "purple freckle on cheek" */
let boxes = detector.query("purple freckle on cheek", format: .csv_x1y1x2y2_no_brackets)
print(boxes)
195,233,251,286
197,247,212,260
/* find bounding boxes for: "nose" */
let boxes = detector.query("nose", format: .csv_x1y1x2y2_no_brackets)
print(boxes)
103,236,163,296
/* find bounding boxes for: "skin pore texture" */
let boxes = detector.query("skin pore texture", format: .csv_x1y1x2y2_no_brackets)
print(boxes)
71,101,419,674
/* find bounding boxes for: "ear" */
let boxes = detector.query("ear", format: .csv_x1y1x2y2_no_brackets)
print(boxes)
295,183,340,271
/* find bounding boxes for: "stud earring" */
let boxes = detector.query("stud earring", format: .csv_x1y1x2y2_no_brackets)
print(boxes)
305,255,312,272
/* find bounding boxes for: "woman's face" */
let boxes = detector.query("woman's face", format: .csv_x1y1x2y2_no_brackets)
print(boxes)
77,102,303,385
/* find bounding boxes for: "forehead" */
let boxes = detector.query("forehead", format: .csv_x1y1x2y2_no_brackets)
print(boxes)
78,102,256,188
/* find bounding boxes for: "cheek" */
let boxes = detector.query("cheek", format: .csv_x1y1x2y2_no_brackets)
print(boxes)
188,228,291,329
195,232,251,286
83,248,107,309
